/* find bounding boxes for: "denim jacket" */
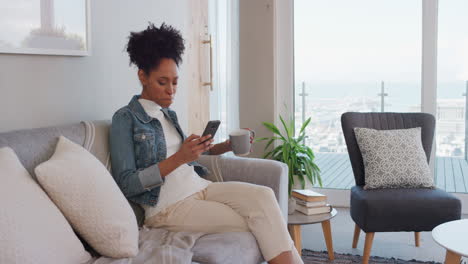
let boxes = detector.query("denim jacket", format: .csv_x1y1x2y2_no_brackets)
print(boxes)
109,95,208,206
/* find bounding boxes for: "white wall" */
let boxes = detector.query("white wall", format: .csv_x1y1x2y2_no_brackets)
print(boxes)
0,0,195,133
273,0,294,128
239,0,294,158
239,0,275,158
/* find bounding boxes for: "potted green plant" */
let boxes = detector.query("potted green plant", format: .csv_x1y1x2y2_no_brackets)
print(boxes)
256,116,321,213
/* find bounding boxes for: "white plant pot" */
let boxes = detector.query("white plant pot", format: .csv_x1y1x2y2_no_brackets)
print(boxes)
288,197,296,214
291,174,314,191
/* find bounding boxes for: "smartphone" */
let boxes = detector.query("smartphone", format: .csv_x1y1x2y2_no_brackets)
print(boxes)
199,120,221,144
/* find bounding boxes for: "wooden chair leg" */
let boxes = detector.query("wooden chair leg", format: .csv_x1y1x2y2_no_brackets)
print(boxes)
415,232,420,247
362,232,375,264
445,250,461,264
352,224,360,248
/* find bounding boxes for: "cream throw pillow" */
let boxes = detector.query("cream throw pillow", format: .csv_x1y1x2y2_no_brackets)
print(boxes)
35,136,139,258
0,147,91,264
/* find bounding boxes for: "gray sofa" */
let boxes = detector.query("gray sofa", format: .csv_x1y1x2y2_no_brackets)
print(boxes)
0,120,289,264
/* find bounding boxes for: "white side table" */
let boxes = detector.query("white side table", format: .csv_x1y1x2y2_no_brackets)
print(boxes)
432,219,468,264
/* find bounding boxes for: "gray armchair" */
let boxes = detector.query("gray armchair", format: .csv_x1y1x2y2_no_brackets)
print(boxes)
341,112,461,264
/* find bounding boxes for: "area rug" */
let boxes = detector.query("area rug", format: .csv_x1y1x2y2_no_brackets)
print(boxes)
301,249,445,264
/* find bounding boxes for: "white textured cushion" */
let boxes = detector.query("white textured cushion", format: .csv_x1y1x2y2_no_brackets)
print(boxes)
35,136,139,258
354,127,434,189
0,147,91,264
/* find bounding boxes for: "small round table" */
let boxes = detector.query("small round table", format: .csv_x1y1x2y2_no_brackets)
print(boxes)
288,208,337,260
432,219,468,264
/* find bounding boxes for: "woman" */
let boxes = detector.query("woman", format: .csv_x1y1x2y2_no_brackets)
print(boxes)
110,23,303,264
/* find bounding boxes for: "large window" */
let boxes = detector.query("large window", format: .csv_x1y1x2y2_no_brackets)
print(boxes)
294,0,422,188
294,0,468,193
209,0,239,143
294,0,421,153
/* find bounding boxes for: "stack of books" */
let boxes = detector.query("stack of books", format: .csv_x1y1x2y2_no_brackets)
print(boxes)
292,189,332,215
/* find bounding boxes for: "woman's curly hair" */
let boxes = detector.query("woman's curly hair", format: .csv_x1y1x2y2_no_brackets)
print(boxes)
126,22,185,74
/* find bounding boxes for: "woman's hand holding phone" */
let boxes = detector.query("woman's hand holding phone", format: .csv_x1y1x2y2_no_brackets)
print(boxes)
174,134,214,164
159,134,213,177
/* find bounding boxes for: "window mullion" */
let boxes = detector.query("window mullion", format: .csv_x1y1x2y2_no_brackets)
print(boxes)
421,0,438,115
421,0,438,177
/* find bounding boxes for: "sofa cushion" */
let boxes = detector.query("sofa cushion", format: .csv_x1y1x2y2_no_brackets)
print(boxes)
86,229,263,264
35,136,139,258
351,186,461,232
192,232,263,264
0,123,86,180
354,127,434,189
0,147,91,264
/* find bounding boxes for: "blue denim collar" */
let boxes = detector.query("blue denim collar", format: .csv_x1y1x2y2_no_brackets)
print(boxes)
128,94,172,124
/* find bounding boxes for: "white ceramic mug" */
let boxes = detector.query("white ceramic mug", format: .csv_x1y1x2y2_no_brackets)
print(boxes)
229,129,255,156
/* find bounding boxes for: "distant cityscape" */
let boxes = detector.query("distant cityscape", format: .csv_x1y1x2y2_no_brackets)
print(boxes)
294,82,468,158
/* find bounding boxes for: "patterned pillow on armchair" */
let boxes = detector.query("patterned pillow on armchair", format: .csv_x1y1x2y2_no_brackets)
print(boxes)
354,127,435,190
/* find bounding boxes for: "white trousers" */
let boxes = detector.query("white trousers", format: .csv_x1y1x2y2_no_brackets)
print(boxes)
145,181,303,263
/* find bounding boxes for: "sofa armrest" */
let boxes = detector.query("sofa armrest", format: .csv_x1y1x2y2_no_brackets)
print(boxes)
197,155,289,220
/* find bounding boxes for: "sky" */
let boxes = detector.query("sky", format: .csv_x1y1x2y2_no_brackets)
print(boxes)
294,0,468,89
